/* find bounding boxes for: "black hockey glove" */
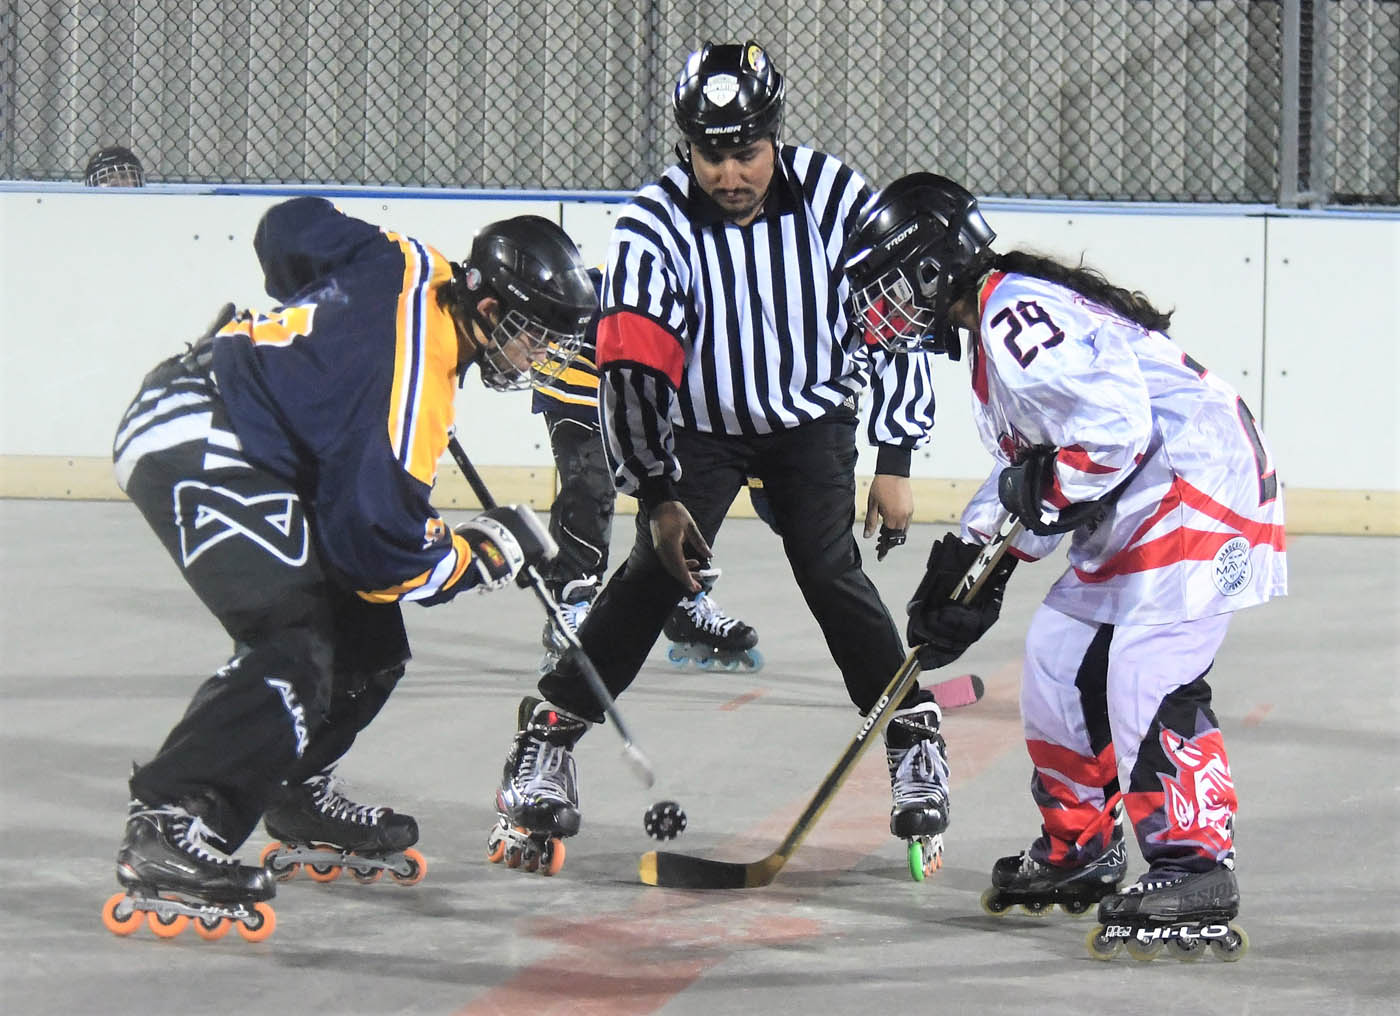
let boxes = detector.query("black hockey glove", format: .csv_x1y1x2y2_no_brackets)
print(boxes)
455,505,558,593
997,445,1108,537
876,525,907,561
906,532,1017,670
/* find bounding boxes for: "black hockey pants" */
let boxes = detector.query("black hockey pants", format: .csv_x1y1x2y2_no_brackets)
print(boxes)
113,352,409,849
538,409,910,720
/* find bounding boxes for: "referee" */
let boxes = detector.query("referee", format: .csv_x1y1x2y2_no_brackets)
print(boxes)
491,41,945,850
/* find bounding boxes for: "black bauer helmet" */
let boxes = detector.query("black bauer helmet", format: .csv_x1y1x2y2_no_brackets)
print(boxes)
843,172,997,360
673,41,784,155
456,216,597,391
84,145,145,187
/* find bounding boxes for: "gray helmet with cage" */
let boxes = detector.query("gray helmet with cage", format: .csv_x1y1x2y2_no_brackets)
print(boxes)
84,145,145,187
843,173,997,360
672,41,785,154
456,216,597,391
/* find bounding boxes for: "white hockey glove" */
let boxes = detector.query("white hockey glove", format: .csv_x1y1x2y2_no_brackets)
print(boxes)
455,505,558,593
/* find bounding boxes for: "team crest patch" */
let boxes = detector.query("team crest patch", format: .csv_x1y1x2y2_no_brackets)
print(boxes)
703,73,739,107
1211,536,1251,596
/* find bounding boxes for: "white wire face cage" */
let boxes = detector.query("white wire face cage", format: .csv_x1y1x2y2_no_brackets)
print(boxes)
851,266,938,353
478,308,587,391
86,162,144,187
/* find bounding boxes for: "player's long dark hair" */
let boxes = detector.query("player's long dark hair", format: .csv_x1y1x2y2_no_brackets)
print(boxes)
991,250,1173,332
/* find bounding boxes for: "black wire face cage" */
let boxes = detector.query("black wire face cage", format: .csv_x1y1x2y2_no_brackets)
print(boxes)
477,308,587,392
85,160,144,187
851,264,939,354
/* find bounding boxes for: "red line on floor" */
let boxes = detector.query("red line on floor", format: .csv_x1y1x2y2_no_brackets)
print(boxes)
1242,703,1274,727
454,657,1025,1016
719,688,766,710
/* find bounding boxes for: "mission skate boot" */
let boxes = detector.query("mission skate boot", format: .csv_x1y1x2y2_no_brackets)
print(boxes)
885,694,950,881
102,796,276,942
486,696,588,876
663,570,762,671
260,766,426,886
1088,862,1248,962
981,817,1127,917
539,575,600,675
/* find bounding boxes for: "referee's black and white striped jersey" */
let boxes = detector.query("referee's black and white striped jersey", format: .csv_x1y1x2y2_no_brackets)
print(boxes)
594,144,936,498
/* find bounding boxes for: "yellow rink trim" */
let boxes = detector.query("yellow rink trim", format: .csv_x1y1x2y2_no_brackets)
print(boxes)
1,454,1395,536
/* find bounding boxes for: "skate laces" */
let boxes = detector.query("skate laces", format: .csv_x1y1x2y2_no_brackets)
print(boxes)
888,735,950,808
514,732,577,804
311,771,387,826
136,805,237,866
684,592,739,636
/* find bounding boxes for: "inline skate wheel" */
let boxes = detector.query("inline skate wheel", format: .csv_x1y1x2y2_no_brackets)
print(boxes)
194,914,232,941
236,902,276,943
259,841,300,881
644,800,688,841
1059,897,1093,916
540,838,566,876
979,888,1012,916
100,893,144,936
907,836,941,881
665,644,690,667
389,848,427,886
1211,925,1249,961
1086,925,1122,960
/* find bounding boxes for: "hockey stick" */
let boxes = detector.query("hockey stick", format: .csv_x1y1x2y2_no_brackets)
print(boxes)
446,432,655,789
638,513,1024,889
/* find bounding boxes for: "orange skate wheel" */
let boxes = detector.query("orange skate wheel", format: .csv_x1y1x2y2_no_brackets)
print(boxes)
389,848,427,886
541,838,566,876
350,865,384,885
486,838,506,864
259,841,300,881
148,906,189,938
304,857,342,883
194,915,231,941
100,893,143,936
235,902,276,943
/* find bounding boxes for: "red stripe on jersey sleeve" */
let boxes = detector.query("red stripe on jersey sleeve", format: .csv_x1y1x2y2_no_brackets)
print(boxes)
596,310,685,388
1058,445,1123,475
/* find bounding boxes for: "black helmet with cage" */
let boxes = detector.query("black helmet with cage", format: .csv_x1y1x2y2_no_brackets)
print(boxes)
843,172,997,360
672,41,785,155
454,216,597,391
84,145,145,187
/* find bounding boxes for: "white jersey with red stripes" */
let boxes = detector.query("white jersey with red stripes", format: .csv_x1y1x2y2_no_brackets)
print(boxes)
958,270,1287,626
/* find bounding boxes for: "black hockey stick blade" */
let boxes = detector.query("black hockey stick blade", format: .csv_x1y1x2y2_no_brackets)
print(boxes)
638,513,1023,890
638,648,922,889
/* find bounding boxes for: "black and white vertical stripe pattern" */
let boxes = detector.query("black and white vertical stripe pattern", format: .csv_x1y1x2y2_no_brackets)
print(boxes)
601,145,935,490
113,366,249,492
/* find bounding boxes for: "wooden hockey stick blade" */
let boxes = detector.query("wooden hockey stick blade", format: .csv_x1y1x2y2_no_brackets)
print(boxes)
639,649,922,889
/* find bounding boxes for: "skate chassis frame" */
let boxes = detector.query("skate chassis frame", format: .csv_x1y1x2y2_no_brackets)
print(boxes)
639,515,1024,890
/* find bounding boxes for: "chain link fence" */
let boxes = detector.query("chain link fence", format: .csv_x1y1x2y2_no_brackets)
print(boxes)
2,0,1396,205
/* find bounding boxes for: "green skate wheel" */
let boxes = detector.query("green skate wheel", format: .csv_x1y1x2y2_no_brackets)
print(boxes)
907,840,925,881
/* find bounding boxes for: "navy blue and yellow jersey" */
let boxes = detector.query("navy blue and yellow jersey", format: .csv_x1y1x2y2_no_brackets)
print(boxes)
530,268,604,426
210,196,480,605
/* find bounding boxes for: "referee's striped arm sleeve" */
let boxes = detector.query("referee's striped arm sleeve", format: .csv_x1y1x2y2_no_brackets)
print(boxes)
866,349,937,475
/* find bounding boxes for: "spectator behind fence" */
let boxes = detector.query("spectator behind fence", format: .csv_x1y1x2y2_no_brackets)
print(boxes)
84,145,145,187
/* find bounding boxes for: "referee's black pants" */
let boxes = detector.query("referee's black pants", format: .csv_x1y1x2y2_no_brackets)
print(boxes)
538,409,913,720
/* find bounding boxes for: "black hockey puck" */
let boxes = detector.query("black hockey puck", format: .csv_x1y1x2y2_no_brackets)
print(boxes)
643,800,688,841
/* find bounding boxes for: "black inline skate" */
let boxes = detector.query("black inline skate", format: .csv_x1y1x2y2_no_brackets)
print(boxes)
486,696,587,876
259,766,426,886
1088,863,1248,962
102,796,277,942
981,824,1127,917
885,695,949,881
539,575,599,676
662,569,762,672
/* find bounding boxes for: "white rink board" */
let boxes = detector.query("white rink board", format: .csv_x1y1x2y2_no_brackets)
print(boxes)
0,186,1395,492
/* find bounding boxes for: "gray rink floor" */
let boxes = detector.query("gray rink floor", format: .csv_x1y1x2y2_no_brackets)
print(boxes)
1,498,1397,1016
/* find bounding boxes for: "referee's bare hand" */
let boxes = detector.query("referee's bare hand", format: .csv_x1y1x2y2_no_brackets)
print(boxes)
864,474,914,554
649,500,712,593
